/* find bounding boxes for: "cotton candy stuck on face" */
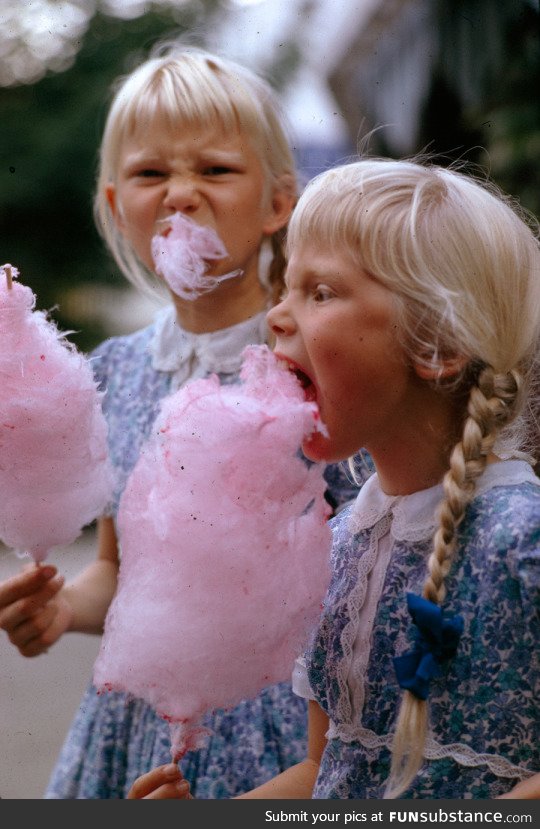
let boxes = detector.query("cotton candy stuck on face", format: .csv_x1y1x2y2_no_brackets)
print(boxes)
0,264,113,562
93,344,332,760
151,212,242,300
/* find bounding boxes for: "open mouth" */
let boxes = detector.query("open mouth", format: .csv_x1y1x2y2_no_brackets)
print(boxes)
288,364,317,404
293,368,315,397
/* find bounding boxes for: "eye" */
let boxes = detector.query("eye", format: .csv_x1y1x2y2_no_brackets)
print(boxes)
137,168,165,178
313,284,334,303
202,165,234,176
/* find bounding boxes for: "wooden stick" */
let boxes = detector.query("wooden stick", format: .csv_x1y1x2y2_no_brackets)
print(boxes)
3,263,13,289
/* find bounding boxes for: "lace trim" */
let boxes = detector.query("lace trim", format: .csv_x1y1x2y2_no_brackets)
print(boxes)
334,516,392,724
325,724,534,781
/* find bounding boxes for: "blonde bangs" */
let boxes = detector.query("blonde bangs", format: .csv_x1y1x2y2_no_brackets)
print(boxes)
126,69,237,138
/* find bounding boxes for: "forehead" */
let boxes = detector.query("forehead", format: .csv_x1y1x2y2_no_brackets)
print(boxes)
284,244,358,285
119,117,257,160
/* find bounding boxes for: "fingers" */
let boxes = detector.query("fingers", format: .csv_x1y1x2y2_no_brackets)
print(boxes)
127,764,192,800
0,564,59,610
0,572,64,630
11,594,72,657
8,603,60,656
0,565,66,657
498,771,540,798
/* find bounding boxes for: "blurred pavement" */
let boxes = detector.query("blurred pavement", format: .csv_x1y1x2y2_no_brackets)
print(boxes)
0,528,101,799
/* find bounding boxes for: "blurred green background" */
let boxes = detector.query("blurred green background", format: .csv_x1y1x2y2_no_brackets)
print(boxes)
1,0,539,353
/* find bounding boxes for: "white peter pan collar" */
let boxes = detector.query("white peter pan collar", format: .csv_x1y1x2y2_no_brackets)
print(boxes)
149,306,268,390
348,459,539,542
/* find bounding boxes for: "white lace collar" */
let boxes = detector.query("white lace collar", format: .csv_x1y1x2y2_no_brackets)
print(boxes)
149,305,268,377
348,459,539,542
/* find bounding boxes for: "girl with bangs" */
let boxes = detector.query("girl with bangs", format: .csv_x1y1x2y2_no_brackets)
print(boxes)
0,44,360,799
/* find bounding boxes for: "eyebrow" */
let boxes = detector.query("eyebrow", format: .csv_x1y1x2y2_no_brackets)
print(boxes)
198,149,247,167
283,266,322,290
121,147,247,170
121,152,163,169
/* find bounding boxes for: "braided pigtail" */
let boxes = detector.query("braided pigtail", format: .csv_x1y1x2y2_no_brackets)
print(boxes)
385,366,523,798
426,367,523,603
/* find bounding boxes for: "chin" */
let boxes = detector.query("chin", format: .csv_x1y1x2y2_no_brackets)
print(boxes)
302,434,343,465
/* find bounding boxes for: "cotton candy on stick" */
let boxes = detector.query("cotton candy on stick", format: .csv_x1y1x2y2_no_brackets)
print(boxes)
93,344,332,760
0,264,113,563
151,212,242,300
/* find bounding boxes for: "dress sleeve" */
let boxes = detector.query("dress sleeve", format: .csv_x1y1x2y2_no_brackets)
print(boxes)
292,656,317,700
86,338,116,517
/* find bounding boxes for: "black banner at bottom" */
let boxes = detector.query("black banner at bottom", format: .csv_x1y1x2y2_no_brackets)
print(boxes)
1,798,540,829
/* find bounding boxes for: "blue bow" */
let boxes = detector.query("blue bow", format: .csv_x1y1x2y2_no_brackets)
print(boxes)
393,593,464,701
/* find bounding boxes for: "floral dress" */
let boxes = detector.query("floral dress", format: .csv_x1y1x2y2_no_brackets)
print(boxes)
294,460,540,799
45,307,361,799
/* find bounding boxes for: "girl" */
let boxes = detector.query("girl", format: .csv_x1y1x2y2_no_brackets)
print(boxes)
0,46,359,798
130,158,540,800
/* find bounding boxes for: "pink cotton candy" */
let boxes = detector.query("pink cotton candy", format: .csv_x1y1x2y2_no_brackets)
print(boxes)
93,344,332,760
151,212,242,299
0,264,113,563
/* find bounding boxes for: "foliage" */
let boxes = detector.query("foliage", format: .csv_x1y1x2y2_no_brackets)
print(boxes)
417,0,540,218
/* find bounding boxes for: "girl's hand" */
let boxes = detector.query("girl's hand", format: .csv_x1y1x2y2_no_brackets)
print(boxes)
498,772,540,799
0,564,73,657
127,764,193,799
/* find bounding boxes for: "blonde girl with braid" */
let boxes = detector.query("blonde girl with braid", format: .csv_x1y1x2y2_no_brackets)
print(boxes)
128,157,540,800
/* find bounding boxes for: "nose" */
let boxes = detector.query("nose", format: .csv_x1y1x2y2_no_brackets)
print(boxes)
163,174,201,214
267,295,296,338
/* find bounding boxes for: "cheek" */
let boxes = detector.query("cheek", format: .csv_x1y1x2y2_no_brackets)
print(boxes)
119,200,153,242
316,353,363,409
234,182,267,219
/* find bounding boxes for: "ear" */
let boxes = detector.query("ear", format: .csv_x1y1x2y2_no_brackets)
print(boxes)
262,176,296,236
105,183,126,233
413,353,469,381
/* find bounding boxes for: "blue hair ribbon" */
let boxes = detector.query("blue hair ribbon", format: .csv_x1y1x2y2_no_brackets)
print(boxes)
393,592,464,701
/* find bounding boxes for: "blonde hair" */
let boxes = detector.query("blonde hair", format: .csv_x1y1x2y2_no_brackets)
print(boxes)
94,43,297,300
287,158,540,796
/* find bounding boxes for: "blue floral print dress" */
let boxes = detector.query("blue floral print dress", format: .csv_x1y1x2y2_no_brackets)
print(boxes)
294,460,540,799
44,308,361,799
